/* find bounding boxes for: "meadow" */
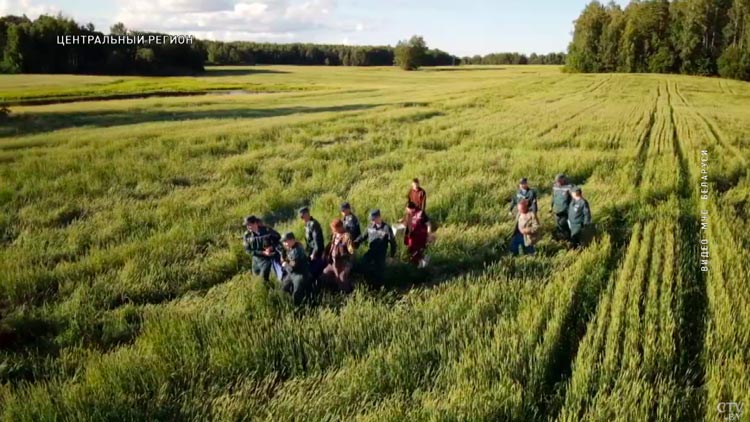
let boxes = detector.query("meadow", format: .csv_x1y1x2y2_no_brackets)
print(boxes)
0,65,749,421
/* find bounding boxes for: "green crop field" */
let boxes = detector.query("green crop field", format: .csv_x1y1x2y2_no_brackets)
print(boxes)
1,65,749,421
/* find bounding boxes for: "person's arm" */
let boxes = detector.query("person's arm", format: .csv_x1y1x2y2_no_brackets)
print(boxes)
527,215,540,234
312,223,325,259
583,200,592,225
421,190,427,211
344,235,356,255
531,190,539,214
387,225,398,258
354,228,368,248
423,212,433,233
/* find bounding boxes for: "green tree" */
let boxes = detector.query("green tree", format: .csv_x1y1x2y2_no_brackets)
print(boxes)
110,22,127,35
566,1,611,72
394,35,427,70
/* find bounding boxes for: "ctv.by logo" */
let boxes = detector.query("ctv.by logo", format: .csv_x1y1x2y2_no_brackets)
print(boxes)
717,402,743,421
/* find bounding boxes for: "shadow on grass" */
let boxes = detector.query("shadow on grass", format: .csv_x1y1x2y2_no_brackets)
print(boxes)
0,103,382,139
202,68,291,76
424,67,507,72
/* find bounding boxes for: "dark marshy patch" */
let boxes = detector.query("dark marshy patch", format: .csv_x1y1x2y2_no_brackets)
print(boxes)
52,207,87,228
169,176,192,188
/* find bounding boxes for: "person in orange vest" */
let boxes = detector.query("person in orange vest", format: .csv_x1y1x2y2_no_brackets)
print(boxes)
406,178,427,211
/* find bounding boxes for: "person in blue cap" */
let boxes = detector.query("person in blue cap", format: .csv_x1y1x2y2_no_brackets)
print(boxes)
298,206,325,279
354,209,398,289
340,202,361,240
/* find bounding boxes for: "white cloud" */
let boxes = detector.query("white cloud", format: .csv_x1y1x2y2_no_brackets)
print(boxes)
0,0,59,18
113,0,353,41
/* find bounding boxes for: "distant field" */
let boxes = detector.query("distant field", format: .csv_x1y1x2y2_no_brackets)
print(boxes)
1,66,749,421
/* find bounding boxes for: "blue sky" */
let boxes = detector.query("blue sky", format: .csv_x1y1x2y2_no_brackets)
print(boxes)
0,0,625,56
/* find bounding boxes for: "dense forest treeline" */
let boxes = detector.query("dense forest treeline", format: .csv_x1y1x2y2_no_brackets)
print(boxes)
0,14,565,75
461,52,566,65
567,0,750,81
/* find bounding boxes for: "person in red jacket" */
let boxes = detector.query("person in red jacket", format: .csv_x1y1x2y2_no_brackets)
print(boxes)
406,178,427,211
402,201,432,266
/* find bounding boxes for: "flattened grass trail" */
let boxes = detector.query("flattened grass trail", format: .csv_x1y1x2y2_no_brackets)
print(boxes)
1,66,749,421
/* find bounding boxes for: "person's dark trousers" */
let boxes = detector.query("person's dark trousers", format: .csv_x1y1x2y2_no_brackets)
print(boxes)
361,250,386,289
282,274,311,306
555,212,571,241
509,232,535,256
310,258,326,279
252,256,273,281
570,225,586,249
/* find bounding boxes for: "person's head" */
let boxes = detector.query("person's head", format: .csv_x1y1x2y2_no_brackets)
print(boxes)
411,178,420,190
572,186,583,199
243,215,260,232
298,207,311,222
555,174,567,186
282,232,296,249
517,199,530,214
406,201,419,214
370,209,382,225
330,218,345,234
519,177,529,190
340,202,352,216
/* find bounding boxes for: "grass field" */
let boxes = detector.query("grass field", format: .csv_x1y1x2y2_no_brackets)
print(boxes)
1,65,749,421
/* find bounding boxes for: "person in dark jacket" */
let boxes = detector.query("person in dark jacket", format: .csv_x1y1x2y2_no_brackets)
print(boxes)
281,232,312,306
299,207,326,278
355,209,397,289
340,202,361,240
509,177,538,216
551,174,573,241
242,215,282,282
568,186,592,249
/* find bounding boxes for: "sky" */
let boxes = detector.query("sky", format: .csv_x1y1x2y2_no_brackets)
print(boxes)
0,0,626,56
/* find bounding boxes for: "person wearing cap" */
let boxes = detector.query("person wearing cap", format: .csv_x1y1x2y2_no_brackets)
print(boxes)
280,232,311,306
354,209,398,289
568,186,592,249
510,199,540,256
406,178,427,211
340,202,361,240
402,201,432,267
242,215,283,282
509,178,538,216
299,207,325,278
551,174,573,241
320,219,356,293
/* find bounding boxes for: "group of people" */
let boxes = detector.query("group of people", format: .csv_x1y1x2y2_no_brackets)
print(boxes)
242,175,593,304
242,179,432,304
507,174,593,256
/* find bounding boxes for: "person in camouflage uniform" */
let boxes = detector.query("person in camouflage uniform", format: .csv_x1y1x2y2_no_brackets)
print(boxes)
299,207,326,279
551,174,573,241
340,202,361,240
281,232,312,306
354,209,397,289
568,186,592,249
242,215,282,282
